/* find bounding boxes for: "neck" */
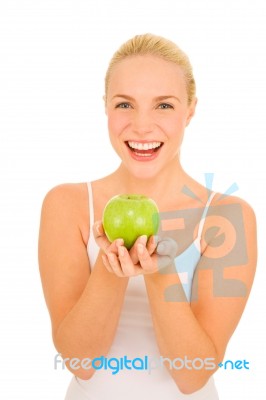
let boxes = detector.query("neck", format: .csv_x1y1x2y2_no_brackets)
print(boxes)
112,158,187,202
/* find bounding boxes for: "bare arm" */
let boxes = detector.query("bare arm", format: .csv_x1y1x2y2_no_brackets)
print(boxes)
38,184,128,380
143,196,257,394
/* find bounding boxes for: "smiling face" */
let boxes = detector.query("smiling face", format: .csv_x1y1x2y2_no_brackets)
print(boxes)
105,55,197,180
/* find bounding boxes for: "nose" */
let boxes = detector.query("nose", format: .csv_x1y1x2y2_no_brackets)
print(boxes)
131,110,154,135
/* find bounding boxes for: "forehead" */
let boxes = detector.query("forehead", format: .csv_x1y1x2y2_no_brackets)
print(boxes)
108,55,187,98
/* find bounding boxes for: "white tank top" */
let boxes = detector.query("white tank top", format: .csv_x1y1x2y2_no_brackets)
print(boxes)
65,182,219,399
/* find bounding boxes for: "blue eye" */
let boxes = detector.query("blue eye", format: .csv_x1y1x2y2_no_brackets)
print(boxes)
115,102,131,109
158,103,174,109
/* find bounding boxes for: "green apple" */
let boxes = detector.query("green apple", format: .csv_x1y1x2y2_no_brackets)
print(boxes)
102,194,160,249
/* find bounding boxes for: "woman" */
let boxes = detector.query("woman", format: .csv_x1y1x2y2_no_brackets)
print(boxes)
38,34,257,399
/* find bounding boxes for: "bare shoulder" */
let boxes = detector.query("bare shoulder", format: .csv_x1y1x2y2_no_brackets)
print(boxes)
42,182,88,208
197,192,257,287
210,192,257,226
202,192,257,273
41,182,90,245
183,174,256,221
211,191,254,207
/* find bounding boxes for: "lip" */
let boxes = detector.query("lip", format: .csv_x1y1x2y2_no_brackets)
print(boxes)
125,140,164,162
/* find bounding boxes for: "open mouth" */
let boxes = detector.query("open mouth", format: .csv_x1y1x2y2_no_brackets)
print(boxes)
125,141,163,158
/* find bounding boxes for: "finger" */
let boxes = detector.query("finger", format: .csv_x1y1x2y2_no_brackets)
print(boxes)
137,243,154,272
93,221,111,253
109,238,124,254
129,235,147,264
93,221,124,255
155,237,178,272
93,220,105,240
118,246,142,276
156,237,178,258
146,235,157,255
106,252,124,277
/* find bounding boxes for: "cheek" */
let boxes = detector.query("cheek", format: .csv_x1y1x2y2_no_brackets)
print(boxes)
160,115,185,136
108,113,130,136
173,109,190,131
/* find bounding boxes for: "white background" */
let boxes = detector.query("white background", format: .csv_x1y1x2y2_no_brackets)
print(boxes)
0,0,265,398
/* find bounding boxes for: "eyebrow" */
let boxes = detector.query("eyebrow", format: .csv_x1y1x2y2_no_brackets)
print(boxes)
111,94,181,103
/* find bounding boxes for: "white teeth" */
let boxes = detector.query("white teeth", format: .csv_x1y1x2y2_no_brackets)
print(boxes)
127,141,162,150
135,152,152,157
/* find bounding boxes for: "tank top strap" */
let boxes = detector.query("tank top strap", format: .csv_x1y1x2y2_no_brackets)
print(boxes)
87,181,94,233
197,191,216,240
86,181,100,268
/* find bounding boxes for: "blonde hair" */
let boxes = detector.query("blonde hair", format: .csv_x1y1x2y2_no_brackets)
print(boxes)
105,33,196,105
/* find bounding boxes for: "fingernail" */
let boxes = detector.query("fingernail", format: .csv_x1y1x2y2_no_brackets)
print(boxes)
138,243,144,255
101,255,106,265
140,235,147,244
116,238,124,247
118,246,125,257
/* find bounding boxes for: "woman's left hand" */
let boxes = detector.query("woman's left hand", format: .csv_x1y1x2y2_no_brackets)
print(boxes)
103,233,177,277
93,220,177,277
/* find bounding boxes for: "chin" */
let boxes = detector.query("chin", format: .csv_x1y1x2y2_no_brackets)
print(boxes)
126,164,161,181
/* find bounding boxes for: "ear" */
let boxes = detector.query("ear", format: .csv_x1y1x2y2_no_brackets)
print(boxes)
186,97,198,127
